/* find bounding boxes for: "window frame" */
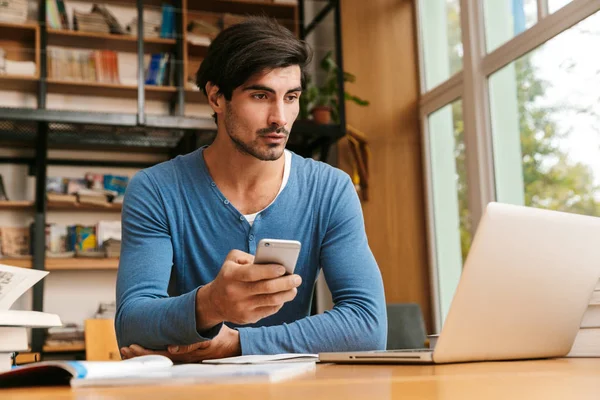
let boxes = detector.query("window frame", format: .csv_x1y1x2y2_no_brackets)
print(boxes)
417,0,600,331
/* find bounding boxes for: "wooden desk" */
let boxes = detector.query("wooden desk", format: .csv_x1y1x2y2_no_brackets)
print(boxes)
3,358,600,399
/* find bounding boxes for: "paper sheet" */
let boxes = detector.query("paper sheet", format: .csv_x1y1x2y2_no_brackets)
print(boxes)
203,353,319,364
0,264,48,310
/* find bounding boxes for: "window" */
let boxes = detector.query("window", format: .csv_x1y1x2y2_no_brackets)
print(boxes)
427,99,470,320
418,0,463,90
483,0,538,52
490,11,600,215
549,0,573,13
418,0,600,329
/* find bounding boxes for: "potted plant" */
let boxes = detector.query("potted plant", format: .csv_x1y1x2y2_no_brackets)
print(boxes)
300,51,369,125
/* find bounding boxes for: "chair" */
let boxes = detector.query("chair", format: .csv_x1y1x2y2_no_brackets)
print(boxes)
386,303,427,350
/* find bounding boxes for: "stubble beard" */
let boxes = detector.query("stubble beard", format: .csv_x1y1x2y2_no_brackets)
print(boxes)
224,103,288,162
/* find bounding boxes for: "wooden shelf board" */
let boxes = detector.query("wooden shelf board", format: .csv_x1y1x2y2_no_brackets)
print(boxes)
47,79,178,101
0,200,34,209
48,201,122,212
43,343,86,353
0,257,119,270
47,28,176,53
0,21,38,30
0,201,122,211
0,257,32,268
46,257,119,270
0,75,39,93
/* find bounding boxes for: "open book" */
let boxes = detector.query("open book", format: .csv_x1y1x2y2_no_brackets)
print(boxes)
0,355,316,388
0,264,62,328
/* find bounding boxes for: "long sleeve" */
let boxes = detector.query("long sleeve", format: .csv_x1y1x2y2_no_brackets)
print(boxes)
237,175,387,354
115,171,221,349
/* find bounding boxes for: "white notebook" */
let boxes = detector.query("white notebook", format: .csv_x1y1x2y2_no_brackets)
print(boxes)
203,353,319,365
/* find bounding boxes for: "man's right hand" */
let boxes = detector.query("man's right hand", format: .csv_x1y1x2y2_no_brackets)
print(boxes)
195,249,302,331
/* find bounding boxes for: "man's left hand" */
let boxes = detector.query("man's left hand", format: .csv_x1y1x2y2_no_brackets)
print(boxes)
120,325,241,363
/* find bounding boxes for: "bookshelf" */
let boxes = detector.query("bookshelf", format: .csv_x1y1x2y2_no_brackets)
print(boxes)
46,28,177,54
0,0,346,356
46,79,180,102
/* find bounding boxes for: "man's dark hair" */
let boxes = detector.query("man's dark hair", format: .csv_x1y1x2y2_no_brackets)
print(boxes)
196,16,312,123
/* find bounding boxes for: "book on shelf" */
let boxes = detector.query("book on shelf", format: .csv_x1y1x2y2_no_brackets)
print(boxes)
0,226,30,258
1,60,36,77
159,3,175,39
91,4,124,34
126,15,161,38
48,47,120,84
187,18,221,39
47,192,77,204
0,354,316,387
0,0,28,24
145,53,174,86
45,0,62,29
73,9,110,34
55,0,69,30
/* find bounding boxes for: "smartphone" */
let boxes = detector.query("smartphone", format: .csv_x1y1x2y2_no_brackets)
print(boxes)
254,239,301,275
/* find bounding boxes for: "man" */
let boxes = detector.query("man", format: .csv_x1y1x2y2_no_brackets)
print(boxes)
116,16,386,362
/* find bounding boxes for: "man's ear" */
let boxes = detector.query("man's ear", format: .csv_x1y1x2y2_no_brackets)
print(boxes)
206,82,224,114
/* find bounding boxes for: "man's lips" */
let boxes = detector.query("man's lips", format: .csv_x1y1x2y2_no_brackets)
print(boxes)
263,134,287,139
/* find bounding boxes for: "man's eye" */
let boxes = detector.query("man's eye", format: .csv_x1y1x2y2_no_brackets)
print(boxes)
286,96,298,102
253,94,267,100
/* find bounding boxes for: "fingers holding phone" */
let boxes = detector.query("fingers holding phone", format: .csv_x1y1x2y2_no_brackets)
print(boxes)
196,241,302,329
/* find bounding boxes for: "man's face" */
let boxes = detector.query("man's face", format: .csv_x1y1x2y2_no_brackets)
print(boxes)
222,66,302,161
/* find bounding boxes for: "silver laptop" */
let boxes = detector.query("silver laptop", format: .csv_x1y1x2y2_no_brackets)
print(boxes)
320,202,600,364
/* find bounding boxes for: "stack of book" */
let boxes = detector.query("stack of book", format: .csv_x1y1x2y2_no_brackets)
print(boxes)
44,324,85,350
145,53,174,86
46,174,128,205
187,18,221,47
126,14,161,38
0,226,30,258
73,9,110,34
0,0,28,24
0,48,36,77
0,265,62,373
568,279,600,357
103,238,121,258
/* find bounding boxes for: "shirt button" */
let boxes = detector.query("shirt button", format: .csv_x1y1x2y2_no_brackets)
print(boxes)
210,182,216,187
249,234,255,241
239,215,244,221
224,200,229,205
